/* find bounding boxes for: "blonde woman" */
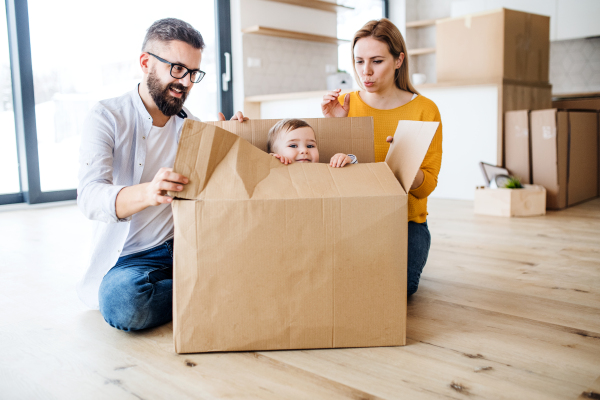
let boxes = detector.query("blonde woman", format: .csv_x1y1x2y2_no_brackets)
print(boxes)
322,18,442,296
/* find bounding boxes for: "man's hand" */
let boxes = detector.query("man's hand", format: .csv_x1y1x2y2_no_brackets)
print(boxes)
329,153,352,168
115,167,189,220
322,89,350,118
271,153,293,165
218,111,249,122
145,167,189,206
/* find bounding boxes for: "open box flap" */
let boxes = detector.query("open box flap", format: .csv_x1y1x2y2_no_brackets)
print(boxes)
207,117,376,163
385,120,440,194
170,120,403,201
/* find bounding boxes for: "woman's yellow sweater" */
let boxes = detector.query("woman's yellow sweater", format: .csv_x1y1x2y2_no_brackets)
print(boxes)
339,91,443,223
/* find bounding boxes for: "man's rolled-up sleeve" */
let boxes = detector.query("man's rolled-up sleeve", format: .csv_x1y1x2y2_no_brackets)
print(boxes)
77,106,130,223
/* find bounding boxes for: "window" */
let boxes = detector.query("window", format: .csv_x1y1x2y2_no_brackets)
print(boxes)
2,0,230,205
27,0,219,192
337,0,386,88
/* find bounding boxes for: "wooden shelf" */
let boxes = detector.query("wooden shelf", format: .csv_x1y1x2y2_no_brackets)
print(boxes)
406,19,438,28
242,26,349,45
407,47,436,56
263,0,353,13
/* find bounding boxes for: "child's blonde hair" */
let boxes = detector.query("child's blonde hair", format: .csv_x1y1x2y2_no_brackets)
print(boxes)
352,18,419,95
267,118,313,153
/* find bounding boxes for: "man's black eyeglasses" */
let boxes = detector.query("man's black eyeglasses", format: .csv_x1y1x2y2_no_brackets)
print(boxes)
147,52,206,83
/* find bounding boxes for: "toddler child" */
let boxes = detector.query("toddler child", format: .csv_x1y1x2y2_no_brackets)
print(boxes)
267,118,357,167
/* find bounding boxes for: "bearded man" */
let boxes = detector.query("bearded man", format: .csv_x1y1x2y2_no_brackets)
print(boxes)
77,18,247,331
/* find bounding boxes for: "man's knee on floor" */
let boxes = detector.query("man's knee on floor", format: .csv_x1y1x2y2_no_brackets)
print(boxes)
98,275,152,331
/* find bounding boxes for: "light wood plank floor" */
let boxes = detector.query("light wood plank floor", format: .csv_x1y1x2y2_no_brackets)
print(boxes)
1,198,599,399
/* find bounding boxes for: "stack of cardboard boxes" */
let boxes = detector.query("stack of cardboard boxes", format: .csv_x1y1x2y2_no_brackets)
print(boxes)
505,106,599,210
436,8,553,165
439,8,599,213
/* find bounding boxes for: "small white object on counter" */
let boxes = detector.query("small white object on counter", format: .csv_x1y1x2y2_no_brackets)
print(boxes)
327,72,353,90
412,73,426,85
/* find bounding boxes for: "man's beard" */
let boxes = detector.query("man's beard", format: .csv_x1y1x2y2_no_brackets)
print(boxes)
147,69,189,117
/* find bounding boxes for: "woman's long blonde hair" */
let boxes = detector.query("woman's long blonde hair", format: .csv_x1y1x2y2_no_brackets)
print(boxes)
351,18,418,95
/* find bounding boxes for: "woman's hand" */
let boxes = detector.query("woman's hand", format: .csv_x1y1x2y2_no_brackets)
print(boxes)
329,153,352,168
271,153,293,165
321,89,350,118
218,111,249,122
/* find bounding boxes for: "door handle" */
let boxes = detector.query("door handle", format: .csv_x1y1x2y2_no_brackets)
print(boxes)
222,52,231,92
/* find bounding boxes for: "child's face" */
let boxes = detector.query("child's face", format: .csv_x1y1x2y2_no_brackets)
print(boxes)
272,127,320,163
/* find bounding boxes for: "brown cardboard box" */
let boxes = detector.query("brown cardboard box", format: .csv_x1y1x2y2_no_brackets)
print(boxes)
474,185,546,217
169,118,438,354
436,8,550,84
500,83,553,166
531,109,599,209
504,110,532,184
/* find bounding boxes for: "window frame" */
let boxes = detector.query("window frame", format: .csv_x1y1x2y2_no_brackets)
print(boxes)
2,0,233,205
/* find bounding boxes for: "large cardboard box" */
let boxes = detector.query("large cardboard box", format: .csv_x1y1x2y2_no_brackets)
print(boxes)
474,185,546,217
531,109,598,209
169,118,438,354
436,8,550,84
504,110,532,184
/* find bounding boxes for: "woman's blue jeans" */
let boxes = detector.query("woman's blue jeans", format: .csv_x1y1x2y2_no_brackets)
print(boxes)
98,239,174,331
98,222,430,331
407,221,431,296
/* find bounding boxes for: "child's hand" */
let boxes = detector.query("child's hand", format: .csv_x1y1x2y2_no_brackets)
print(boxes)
271,153,293,165
329,153,352,168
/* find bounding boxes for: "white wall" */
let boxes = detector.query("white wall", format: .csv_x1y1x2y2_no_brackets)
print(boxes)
419,85,499,200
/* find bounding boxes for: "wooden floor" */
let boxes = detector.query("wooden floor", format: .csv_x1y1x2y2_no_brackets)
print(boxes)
1,198,599,399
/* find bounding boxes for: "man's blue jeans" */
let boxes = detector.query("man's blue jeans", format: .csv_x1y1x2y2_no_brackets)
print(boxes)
407,221,431,296
98,222,430,331
98,239,174,331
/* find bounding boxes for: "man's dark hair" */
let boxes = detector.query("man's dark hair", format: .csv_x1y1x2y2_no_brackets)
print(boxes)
142,18,205,51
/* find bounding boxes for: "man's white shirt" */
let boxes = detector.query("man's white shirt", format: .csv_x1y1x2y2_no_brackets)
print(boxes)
77,85,198,309
121,117,179,256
